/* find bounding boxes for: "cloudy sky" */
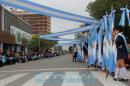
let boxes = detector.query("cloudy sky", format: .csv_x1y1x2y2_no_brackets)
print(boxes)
29,0,95,39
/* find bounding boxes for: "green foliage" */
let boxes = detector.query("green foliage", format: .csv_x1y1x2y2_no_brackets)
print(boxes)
87,0,130,21
87,0,130,43
28,34,57,50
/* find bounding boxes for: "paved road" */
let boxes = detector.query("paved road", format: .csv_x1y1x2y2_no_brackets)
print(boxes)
0,54,129,86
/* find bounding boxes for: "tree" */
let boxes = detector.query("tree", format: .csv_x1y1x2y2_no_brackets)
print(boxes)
28,34,57,51
87,0,130,20
87,0,130,43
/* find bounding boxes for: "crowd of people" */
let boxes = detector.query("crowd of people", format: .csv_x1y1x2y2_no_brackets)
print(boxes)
0,49,64,67
72,26,130,82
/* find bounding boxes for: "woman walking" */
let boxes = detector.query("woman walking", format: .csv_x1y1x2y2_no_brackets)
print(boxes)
113,26,128,82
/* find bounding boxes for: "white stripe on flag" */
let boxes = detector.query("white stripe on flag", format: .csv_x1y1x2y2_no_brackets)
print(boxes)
91,71,127,86
22,72,53,86
0,73,28,86
62,72,84,86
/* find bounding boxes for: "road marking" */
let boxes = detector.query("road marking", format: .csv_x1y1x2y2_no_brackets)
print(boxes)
22,72,53,86
62,72,84,86
0,68,95,73
0,73,28,86
91,71,128,86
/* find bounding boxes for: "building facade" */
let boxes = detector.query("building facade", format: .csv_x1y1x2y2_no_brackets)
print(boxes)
0,6,32,54
11,10,51,34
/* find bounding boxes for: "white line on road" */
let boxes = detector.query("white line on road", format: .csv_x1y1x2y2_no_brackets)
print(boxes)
62,72,84,86
0,68,95,73
0,73,28,86
21,72,53,86
91,71,128,86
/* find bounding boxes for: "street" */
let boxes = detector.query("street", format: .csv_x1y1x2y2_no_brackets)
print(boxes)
0,54,129,86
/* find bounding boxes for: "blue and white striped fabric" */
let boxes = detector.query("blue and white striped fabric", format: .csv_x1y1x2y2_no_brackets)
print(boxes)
77,43,83,62
80,35,85,48
55,40,79,46
92,29,98,64
97,28,103,66
80,34,86,61
107,11,116,73
108,10,115,32
0,0,98,24
119,8,126,27
43,37,78,41
101,11,116,73
108,32,115,73
87,30,95,65
126,8,130,26
102,15,109,69
40,25,99,38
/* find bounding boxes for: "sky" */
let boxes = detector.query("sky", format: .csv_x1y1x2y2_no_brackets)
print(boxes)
29,0,95,40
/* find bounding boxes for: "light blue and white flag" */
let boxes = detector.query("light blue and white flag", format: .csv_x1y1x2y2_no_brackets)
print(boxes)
103,15,110,69
119,8,126,27
126,8,130,26
108,32,115,73
88,29,97,65
92,29,98,64
87,30,94,65
108,10,115,32
77,42,83,62
79,34,85,61
97,28,103,66
107,10,116,73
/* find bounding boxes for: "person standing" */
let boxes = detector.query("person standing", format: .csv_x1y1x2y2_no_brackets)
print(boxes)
72,44,78,62
113,26,128,82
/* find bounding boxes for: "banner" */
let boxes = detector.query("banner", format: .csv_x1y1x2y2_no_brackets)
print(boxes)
43,37,78,41
40,25,99,38
55,41,79,46
0,0,98,24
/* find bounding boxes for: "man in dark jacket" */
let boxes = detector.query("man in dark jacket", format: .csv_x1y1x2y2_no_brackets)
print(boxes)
72,44,78,62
